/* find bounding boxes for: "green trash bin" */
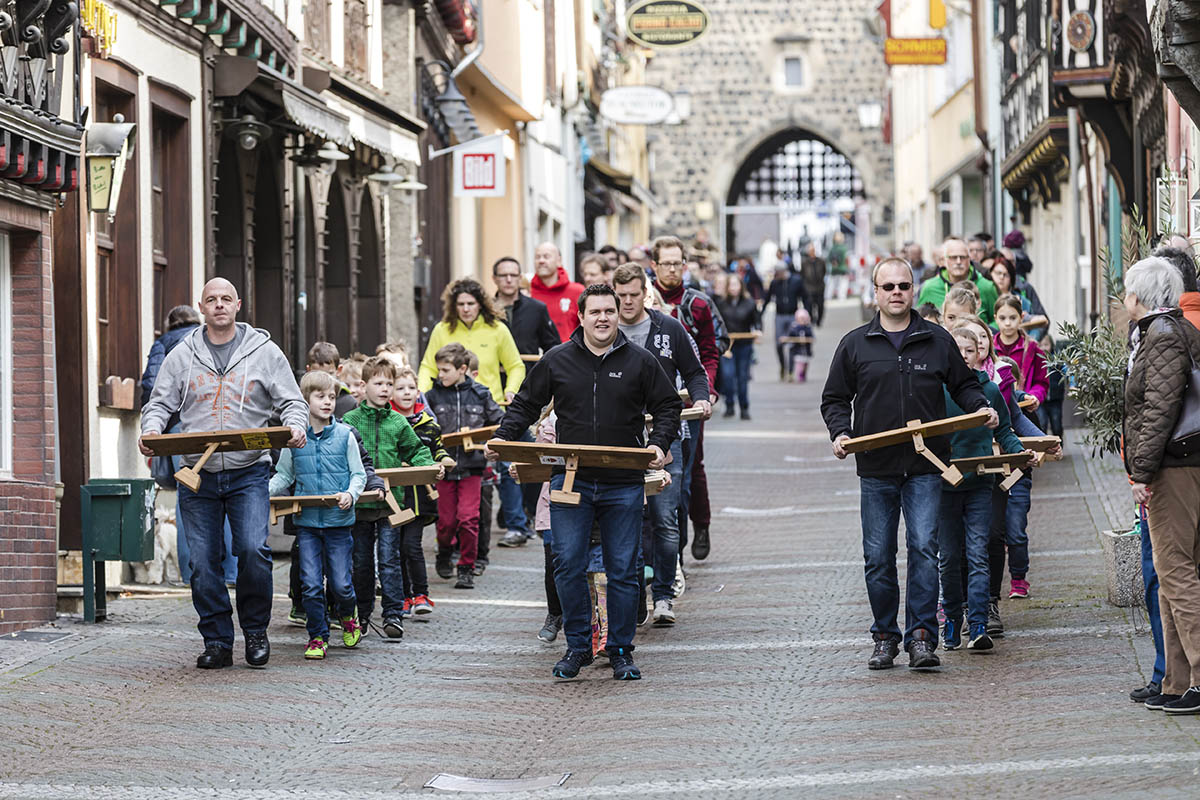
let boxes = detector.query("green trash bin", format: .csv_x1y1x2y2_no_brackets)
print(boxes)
80,478,157,622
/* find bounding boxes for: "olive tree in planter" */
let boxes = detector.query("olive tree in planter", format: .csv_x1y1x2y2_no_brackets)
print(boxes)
1048,210,1152,606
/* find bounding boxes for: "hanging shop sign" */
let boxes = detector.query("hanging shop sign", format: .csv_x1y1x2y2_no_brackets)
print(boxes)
884,37,947,65
626,0,711,49
80,0,118,57
452,135,506,198
600,86,675,125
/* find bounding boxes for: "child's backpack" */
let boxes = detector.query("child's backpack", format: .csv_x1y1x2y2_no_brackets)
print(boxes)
677,287,731,355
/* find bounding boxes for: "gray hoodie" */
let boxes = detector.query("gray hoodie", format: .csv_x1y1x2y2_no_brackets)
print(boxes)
140,322,308,472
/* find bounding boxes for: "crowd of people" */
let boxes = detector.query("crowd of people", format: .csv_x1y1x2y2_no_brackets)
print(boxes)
139,232,829,680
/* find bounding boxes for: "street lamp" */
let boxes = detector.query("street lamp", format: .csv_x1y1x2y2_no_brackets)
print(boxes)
225,114,272,151
85,113,137,222
367,163,404,184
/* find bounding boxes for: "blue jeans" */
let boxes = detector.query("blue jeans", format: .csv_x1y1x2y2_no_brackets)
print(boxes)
497,464,531,533
352,518,405,621
177,462,273,649
938,486,994,630
1142,506,1166,684
648,439,684,601
296,525,355,641
859,474,942,646
1004,473,1031,578
548,475,644,652
719,340,753,412
173,454,236,584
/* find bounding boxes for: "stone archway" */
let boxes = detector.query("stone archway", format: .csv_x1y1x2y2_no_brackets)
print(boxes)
723,127,865,258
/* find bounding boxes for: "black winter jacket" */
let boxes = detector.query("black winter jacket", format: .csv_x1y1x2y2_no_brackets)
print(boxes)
496,328,683,484
764,272,810,317
636,309,711,405
501,293,562,354
716,296,760,335
424,376,504,478
820,311,989,477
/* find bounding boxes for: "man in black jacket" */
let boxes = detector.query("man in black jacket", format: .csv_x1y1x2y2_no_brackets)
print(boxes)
494,256,561,354
821,257,997,672
490,284,682,681
764,265,811,380
613,263,710,626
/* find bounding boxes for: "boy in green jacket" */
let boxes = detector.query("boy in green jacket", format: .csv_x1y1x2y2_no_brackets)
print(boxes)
938,326,1028,653
342,357,442,639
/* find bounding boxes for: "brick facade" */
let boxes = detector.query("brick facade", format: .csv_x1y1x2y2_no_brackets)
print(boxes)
642,0,894,245
0,195,57,634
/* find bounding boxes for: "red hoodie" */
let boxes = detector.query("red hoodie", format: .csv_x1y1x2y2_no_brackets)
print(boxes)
530,266,584,342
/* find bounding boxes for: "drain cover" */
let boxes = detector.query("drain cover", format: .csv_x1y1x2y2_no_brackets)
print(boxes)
1,631,74,644
424,773,571,792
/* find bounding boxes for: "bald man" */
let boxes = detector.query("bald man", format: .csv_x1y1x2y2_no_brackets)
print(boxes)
140,278,308,670
530,242,584,340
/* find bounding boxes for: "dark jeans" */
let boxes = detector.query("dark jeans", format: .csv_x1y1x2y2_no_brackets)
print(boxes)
1142,506,1167,685
988,476,1032,598
720,340,753,412
398,519,429,598
773,316,791,372
177,462,273,649
541,533,562,617
173,450,236,585
548,475,644,652
859,473,942,646
808,289,825,326
679,419,700,553
479,483,493,562
647,439,685,602
296,525,355,641
352,518,404,621
1036,401,1064,439
938,486,994,630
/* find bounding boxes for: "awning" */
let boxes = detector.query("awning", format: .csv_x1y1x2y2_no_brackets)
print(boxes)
213,56,352,148
586,158,634,195
325,95,421,165
279,80,353,149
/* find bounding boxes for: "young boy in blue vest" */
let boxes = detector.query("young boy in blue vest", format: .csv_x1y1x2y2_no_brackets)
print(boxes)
269,370,367,659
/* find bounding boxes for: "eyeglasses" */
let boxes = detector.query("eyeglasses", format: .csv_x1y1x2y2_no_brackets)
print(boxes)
657,261,685,270
875,282,913,292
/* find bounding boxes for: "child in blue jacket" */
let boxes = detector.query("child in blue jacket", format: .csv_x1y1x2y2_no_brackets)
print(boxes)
270,370,367,660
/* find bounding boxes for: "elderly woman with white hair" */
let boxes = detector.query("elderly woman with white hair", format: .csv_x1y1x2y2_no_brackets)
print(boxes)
1123,255,1200,714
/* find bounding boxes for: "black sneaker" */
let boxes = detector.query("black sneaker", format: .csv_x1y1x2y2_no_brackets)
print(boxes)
473,559,488,576
722,407,735,418
454,566,475,589
553,648,594,679
538,613,562,643
609,645,641,680
1130,682,1162,702
691,526,710,561
1145,692,1183,710
244,631,270,668
740,408,751,421
435,550,453,579
868,636,900,670
1164,688,1200,714
906,631,940,670
196,643,233,669
382,617,405,639
986,600,1005,637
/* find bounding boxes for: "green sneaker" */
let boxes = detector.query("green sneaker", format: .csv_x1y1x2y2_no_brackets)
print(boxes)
304,638,326,659
341,617,362,648
287,606,307,626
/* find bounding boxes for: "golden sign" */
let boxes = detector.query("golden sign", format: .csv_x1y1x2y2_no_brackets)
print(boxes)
626,0,711,48
81,0,119,57
884,37,947,65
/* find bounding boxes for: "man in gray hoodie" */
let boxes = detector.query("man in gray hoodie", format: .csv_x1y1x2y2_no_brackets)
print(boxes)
140,278,308,669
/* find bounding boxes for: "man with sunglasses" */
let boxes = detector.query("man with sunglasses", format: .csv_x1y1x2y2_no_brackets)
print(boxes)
821,257,998,671
916,236,1000,324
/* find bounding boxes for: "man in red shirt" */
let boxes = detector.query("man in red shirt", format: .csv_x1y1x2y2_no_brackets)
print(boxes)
652,235,719,565
529,242,584,342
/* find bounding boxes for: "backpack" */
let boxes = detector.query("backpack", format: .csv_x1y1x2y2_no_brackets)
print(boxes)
678,287,731,355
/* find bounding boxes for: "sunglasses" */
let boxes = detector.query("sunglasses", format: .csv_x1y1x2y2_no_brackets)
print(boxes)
875,282,913,292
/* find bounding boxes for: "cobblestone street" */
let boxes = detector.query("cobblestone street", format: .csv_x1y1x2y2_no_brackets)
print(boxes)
4,304,1199,799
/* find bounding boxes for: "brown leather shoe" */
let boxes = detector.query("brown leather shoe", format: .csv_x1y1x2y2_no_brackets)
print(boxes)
906,628,940,670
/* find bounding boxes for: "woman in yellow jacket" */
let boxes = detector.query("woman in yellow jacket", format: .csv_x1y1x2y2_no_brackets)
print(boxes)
418,278,526,403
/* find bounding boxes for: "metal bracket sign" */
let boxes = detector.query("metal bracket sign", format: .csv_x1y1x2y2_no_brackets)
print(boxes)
884,37,947,65
626,0,711,48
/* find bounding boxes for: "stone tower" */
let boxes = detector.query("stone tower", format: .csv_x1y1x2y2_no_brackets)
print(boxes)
642,0,893,257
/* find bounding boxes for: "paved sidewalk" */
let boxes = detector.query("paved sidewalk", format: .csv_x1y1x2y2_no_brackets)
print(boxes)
4,305,1199,799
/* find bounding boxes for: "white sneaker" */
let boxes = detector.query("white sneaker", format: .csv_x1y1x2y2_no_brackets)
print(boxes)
671,568,686,598
652,598,676,626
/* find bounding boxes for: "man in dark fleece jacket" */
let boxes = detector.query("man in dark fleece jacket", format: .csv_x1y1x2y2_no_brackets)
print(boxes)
821,258,997,673
491,284,681,682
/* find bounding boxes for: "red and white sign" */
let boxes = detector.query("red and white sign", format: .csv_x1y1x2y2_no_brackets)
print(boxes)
453,138,506,198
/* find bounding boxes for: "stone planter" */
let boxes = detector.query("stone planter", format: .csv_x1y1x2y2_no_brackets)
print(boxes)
1100,529,1144,608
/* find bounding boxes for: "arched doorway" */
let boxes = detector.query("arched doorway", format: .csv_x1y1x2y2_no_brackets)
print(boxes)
724,128,863,259
214,138,245,297
253,150,284,347
324,181,352,354
357,187,383,353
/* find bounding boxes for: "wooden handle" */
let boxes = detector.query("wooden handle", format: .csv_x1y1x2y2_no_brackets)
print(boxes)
192,441,221,472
